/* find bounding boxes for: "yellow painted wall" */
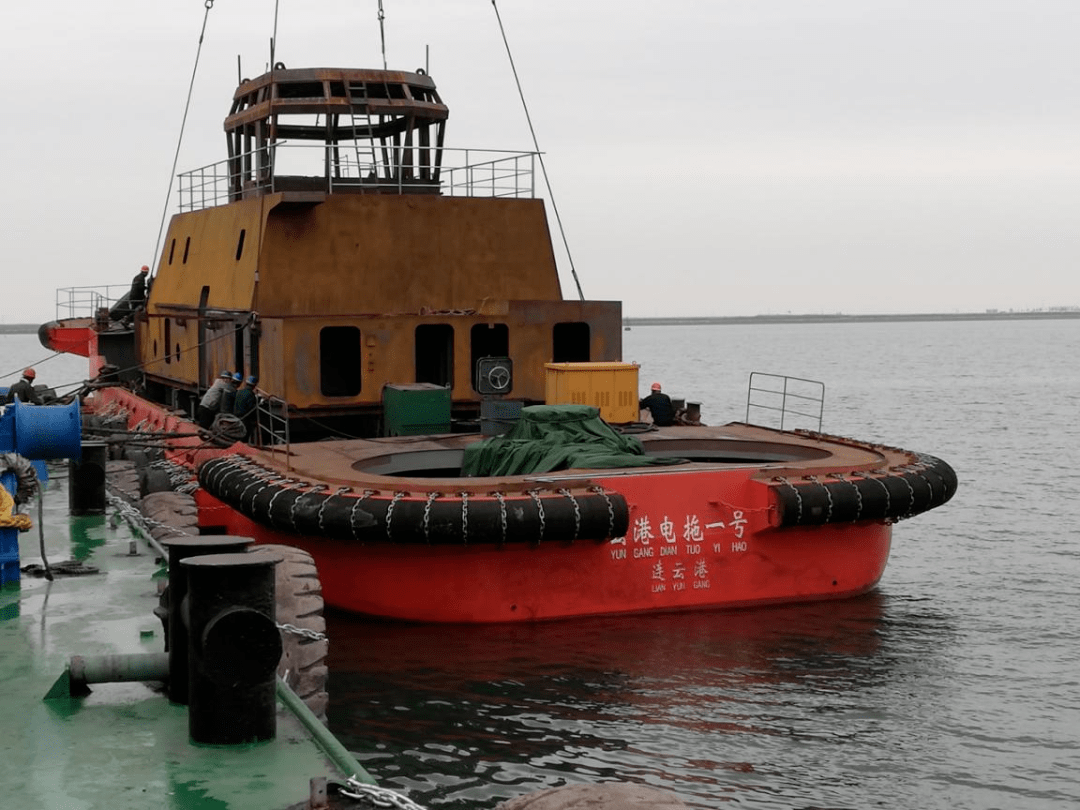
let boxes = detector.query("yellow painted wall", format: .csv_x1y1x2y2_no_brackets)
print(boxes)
256,196,562,316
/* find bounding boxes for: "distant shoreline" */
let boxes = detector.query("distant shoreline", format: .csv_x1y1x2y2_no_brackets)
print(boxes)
622,311,1080,327
3,310,1078,335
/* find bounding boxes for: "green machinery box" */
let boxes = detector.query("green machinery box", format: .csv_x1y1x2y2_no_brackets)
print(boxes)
382,383,452,436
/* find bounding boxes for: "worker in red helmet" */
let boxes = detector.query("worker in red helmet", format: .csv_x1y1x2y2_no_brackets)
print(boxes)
4,368,42,405
639,381,675,427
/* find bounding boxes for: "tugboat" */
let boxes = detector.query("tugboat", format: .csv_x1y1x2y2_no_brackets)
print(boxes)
40,62,956,622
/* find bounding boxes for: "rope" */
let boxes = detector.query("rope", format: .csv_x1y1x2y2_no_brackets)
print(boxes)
1,352,66,381
491,0,584,301
151,0,216,274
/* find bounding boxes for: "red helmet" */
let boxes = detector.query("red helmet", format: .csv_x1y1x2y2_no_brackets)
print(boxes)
140,265,150,273
650,382,661,391
24,367,36,380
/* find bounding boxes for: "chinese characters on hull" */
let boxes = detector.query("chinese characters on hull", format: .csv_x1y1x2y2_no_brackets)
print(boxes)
609,506,750,592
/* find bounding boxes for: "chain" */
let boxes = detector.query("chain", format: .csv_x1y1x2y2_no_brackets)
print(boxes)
900,475,917,520
527,489,545,543
459,491,469,543
590,486,616,539
277,622,328,642
806,475,833,523
340,778,428,810
557,488,581,539
385,491,405,541
105,489,189,539
772,476,803,524
494,491,508,544
421,492,439,542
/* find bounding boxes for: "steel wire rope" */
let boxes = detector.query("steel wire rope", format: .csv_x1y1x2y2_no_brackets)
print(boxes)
1,351,66,381
30,321,248,406
491,0,584,300
150,0,216,274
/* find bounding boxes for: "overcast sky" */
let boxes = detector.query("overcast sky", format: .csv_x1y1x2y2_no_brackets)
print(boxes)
2,0,1076,323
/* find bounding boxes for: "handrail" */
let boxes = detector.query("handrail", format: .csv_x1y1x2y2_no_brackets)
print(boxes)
55,285,131,320
255,394,291,468
177,144,538,212
745,373,825,432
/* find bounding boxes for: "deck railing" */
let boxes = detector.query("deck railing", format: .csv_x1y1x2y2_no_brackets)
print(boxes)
178,145,538,212
745,373,825,432
255,394,292,467
55,285,130,320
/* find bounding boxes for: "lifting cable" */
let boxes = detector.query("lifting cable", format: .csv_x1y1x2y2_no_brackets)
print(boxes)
491,0,585,301
378,0,388,70
151,0,216,276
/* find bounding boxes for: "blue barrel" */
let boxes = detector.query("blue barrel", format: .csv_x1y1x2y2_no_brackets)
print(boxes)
12,399,82,460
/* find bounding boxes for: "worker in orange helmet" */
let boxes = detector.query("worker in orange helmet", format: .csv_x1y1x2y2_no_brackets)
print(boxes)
639,381,675,426
130,265,150,310
4,368,43,405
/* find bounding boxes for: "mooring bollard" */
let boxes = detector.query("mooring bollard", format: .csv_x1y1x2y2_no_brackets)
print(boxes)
182,551,282,745
160,536,255,705
69,441,107,515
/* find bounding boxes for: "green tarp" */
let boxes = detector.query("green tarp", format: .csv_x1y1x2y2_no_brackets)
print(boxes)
461,404,684,477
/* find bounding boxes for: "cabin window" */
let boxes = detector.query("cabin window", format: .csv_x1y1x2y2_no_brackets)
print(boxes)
183,236,191,264
416,324,454,387
168,239,176,265
236,229,246,261
553,322,590,363
470,323,509,390
164,319,172,364
320,326,362,397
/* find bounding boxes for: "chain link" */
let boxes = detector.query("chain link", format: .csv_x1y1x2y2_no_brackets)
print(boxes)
458,491,469,543
276,622,328,642
494,491,508,544
558,488,581,539
590,486,616,538
105,489,190,538
340,778,428,810
422,492,440,542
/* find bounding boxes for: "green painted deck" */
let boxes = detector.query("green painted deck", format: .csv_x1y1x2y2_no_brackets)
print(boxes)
0,466,341,810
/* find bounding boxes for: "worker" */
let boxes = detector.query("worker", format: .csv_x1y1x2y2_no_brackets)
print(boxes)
129,265,150,309
196,371,234,428
639,381,675,427
220,372,242,416
4,368,43,405
233,375,259,440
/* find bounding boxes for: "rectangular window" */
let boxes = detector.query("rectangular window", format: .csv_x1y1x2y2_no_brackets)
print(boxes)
320,326,362,396
416,324,454,387
553,322,590,362
471,323,509,391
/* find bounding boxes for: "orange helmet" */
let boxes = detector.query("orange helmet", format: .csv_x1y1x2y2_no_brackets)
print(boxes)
24,368,36,380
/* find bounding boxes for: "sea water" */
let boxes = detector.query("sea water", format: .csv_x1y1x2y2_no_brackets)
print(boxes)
4,319,1079,809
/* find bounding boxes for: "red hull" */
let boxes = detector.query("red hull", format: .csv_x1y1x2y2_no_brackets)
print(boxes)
194,475,891,623
96,386,895,623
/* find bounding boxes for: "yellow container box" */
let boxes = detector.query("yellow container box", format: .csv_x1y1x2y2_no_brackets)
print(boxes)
544,362,641,424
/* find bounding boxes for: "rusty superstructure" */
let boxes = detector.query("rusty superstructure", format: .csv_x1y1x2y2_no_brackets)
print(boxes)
137,66,620,437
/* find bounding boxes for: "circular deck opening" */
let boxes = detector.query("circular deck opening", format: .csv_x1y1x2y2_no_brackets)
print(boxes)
351,439,830,478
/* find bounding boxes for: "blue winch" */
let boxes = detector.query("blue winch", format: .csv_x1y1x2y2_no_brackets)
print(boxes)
0,398,82,583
